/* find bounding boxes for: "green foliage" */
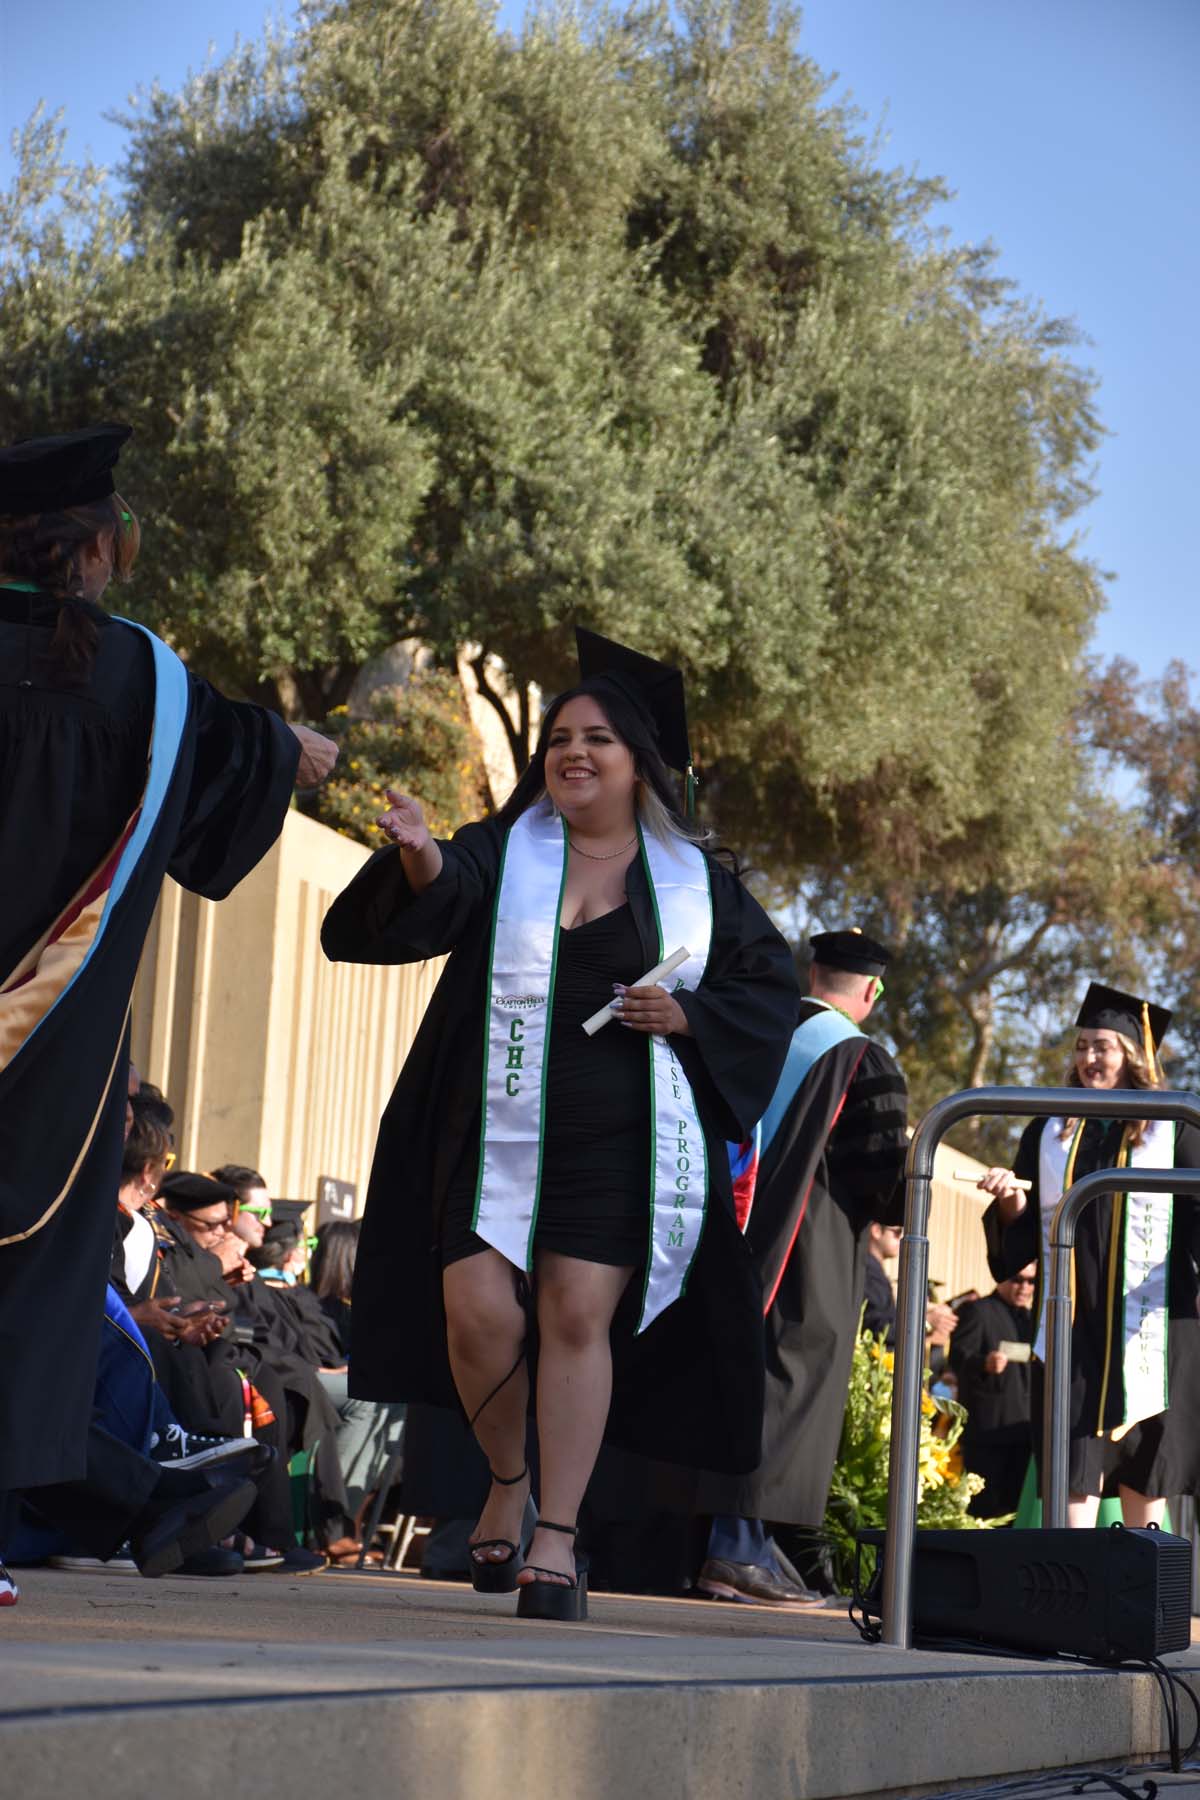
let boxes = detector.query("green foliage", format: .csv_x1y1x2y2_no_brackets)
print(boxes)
1,0,1106,897
823,1328,996,1594
300,671,488,845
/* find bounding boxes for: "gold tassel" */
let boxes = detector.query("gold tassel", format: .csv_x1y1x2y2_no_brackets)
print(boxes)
1141,1001,1160,1080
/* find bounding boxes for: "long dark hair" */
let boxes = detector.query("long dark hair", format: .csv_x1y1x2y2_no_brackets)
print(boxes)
310,1219,360,1303
0,492,140,682
496,677,737,869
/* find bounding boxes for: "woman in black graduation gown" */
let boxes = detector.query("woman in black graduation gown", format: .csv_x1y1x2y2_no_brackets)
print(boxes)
322,630,798,1619
977,983,1200,1526
0,425,336,1572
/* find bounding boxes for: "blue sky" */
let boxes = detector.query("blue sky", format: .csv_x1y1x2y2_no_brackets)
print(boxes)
3,0,1196,682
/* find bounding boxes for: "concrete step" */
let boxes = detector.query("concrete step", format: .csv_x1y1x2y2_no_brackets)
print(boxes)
0,1568,1195,1800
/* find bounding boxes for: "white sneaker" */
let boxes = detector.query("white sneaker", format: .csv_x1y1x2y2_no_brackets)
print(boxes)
48,1544,137,1574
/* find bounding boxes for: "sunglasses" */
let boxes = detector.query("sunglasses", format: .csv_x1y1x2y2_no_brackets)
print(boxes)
235,1199,273,1220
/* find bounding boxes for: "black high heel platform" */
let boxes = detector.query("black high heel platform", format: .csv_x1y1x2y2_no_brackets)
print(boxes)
515,1520,587,1622
469,1465,530,1594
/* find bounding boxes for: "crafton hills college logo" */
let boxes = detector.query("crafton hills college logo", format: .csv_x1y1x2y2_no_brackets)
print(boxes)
493,994,547,1013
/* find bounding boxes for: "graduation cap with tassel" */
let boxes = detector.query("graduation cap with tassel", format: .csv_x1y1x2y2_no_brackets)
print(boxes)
575,627,700,817
1075,981,1172,1081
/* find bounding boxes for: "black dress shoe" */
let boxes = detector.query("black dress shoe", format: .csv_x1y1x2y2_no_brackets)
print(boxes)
177,1545,246,1577
696,1557,825,1606
131,1476,257,1578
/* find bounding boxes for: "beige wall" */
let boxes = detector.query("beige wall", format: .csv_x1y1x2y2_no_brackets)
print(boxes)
926,1141,996,1301
130,809,443,1205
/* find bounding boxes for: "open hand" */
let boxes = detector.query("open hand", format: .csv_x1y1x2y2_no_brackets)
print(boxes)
377,790,431,852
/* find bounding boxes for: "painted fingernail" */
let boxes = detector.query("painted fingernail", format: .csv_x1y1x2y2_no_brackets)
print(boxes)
610,998,625,1012
612,983,628,994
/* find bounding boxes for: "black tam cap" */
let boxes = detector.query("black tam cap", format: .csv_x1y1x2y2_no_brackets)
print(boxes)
809,929,891,977
157,1171,238,1212
0,424,132,516
1075,982,1172,1054
575,627,691,774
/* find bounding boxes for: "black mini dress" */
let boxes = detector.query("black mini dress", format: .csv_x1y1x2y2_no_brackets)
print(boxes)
441,902,651,1268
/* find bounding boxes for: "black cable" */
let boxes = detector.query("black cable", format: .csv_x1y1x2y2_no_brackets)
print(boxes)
467,1346,528,1431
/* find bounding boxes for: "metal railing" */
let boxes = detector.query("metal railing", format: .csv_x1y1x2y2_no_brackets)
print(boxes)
880,1085,1200,1649
1043,1164,1200,1526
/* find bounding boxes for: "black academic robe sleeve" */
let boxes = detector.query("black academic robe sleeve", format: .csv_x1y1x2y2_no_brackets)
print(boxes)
672,863,800,1142
166,674,300,900
826,1041,909,1228
320,820,501,965
983,1119,1042,1281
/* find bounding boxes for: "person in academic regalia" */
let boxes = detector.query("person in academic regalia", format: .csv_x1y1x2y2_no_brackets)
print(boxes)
948,1264,1036,1519
976,984,1200,1527
684,929,910,1603
0,425,337,1592
321,629,799,1620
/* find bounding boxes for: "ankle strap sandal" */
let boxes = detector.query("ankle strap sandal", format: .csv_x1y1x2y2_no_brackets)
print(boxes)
516,1521,587,1623
469,1465,531,1595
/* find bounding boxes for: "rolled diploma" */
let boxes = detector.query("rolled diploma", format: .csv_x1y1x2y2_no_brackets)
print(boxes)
582,946,691,1037
997,1340,1032,1363
953,1169,1032,1191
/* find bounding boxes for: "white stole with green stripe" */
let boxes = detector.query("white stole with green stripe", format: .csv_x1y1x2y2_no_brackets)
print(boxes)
1034,1117,1174,1430
471,804,713,1332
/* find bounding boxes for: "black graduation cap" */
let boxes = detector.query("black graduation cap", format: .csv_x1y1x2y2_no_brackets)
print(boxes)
157,1171,238,1212
1075,982,1172,1055
809,929,891,977
262,1220,302,1252
575,627,692,775
0,424,132,515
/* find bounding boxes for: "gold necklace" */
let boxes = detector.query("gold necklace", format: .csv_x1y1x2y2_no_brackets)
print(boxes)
567,833,638,862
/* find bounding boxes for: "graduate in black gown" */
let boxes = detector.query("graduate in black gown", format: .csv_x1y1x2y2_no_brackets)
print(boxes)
0,426,336,1580
679,930,909,1593
977,983,1200,1526
322,631,799,1619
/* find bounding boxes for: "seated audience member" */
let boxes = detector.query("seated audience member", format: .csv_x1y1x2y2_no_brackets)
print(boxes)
249,1223,344,1367
6,1286,266,1576
154,1171,329,1571
309,1220,406,1565
0,1280,259,1583
860,1222,958,1370
949,1265,1037,1518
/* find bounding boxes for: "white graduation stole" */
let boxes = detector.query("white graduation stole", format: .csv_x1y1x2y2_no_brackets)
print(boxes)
471,805,713,1332
1034,1117,1173,1430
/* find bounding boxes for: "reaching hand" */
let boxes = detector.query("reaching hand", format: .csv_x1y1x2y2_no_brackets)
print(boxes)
290,724,339,789
377,790,431,852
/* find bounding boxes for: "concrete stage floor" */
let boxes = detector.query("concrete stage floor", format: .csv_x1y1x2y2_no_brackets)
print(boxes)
1,1566,1197,1800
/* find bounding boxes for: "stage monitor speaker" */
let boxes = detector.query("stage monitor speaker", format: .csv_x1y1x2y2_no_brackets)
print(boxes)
859,1526,1192,1661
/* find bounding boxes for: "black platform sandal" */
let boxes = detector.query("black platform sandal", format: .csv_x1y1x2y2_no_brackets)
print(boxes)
469,1466,530,1594
515,1521,587,1622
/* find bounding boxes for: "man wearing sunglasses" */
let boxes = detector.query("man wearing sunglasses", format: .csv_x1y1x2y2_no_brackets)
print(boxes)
216,1166,274,1253
949,1264,1038,1519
